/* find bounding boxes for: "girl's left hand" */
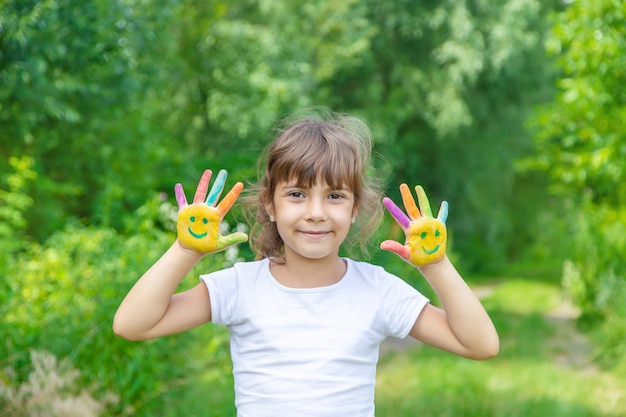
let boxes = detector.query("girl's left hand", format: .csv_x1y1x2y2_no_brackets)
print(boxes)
381,184,448,267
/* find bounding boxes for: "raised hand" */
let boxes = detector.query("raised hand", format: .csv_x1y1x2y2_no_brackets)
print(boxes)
175,169,248,253
381,184,448,267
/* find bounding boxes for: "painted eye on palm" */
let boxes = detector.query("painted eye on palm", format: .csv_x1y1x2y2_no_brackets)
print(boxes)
175,169,248,254
381,184,448,267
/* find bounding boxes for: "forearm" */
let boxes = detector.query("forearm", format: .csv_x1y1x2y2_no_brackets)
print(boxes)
419,256,499,357
113,241,204,339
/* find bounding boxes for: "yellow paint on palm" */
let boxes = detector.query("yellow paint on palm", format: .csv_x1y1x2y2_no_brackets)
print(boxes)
177,205,221,253
406,216,447,266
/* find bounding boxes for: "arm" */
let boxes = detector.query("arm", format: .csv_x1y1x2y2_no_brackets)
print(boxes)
381,184,499,360
113,169,248,341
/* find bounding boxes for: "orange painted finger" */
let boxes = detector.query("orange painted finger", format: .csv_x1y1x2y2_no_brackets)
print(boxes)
217,182,244,216
193,170,212,204
400,183,421,220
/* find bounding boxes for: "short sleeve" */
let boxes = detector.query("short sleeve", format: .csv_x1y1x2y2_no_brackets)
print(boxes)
379,269,430,339
200,266,239,326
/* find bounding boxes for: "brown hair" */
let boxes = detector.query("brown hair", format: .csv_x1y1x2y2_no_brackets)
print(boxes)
244,110,384,260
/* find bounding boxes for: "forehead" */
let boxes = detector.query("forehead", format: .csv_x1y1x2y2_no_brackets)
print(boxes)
278,178,352,191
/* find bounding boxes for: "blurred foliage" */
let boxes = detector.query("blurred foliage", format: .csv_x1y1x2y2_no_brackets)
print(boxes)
0,0,560,271
529,0,626,371
2,0,626,414
0,212,233,415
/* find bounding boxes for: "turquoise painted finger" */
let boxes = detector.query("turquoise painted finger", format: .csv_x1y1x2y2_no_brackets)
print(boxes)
415,185,433,218
206,169,227,206
437,201,449,224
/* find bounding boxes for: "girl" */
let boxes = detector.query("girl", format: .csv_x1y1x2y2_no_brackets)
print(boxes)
113,111,498,417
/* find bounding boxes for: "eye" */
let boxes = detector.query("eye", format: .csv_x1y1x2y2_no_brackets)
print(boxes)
190,216,196,222
328,193,345,200
435,229,440,237
420,232,427,239
203,218,208,224
288,191,305,198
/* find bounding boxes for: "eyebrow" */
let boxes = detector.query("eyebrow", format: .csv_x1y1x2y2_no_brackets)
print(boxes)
281,183,352,193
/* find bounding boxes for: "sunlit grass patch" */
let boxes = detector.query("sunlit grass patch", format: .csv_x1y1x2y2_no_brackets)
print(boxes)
375,278,626,417
481,279,563,316
376,352,626,417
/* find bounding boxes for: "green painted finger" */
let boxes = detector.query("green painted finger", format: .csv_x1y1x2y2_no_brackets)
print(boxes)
415,185,433,218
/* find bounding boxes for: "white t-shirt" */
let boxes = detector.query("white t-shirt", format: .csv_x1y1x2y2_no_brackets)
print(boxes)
201,258,429,417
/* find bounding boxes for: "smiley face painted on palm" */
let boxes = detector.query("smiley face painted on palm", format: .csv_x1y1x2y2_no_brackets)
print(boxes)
177,205,220,247
406,216,447,266
381,183,448,267
174,169,248,254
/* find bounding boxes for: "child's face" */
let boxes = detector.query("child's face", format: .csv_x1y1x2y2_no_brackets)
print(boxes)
269,180,356,262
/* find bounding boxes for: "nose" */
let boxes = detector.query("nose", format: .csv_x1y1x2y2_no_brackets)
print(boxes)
305,197,327,221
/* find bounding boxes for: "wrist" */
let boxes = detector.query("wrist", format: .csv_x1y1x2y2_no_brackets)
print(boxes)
417,255,449,273
174,239,206,261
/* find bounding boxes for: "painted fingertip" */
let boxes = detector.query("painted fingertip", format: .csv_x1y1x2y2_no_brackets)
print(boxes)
438,201,449,224
206,169,228,206
174,183,187,208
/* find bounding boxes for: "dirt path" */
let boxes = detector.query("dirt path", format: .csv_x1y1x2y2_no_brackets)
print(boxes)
381,282,597,375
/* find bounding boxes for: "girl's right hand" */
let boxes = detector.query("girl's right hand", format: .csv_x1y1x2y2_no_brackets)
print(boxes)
175,169,248,254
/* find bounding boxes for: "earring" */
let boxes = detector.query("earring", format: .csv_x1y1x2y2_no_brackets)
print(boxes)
269,215,275,222
351,217,356,224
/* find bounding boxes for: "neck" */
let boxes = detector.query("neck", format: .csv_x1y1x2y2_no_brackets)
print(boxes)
270,254,346,288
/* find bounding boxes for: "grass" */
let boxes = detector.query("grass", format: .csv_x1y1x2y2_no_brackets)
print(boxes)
375,278,626,417
161,277,626,416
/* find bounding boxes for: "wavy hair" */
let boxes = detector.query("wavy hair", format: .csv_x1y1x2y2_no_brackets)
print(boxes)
243,109,384,260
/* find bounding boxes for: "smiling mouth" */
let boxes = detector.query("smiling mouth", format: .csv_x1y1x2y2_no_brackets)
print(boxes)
422,245,440,255
301,231,329,238
188,227,208,239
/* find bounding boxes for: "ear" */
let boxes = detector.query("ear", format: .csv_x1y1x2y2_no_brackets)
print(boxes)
264,202,275,219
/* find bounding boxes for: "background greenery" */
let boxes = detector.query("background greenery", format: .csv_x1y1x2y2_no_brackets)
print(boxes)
1,0,625,415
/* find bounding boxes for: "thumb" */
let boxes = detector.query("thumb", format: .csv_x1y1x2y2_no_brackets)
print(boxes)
380,240,410,260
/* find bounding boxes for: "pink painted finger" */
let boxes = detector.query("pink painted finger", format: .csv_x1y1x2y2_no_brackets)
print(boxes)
400,183,421,220
383,197,411,229
216,182,244,216
415,185,433,218
380,240,411,260
193,170,212,204
174,183,187,209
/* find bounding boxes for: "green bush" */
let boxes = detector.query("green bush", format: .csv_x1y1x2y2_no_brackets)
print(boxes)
560,201,626,370
0,221,233,416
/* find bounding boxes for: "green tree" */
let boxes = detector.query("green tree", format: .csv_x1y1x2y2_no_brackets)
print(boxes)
530,0,626,369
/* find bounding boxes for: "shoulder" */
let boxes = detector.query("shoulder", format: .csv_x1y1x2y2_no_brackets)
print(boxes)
345,258,394,281
200,258,269,286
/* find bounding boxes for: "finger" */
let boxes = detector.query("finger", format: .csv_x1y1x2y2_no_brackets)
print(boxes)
437,201,449,224
380,240,411,259
206,169,227,206
382,197,411,229
174,183,187,209
217,182,244,216
193,170,212,204
415,185,433,218
216,232,249,251
400,183,421,220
